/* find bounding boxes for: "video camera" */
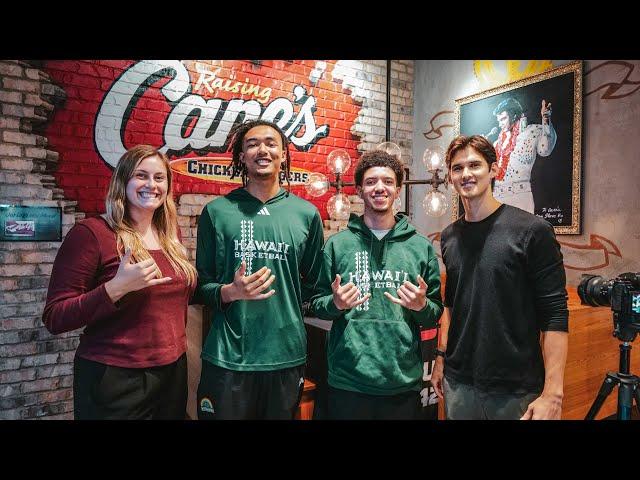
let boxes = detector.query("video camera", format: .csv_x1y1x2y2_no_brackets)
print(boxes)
578,272,640,342
579,272,640,419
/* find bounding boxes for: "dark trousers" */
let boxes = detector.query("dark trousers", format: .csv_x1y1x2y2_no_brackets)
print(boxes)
73,353,187,420
326,386,423,420
197,360,305,420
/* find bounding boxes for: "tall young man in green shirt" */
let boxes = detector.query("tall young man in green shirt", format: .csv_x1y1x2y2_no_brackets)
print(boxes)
310,150,443,419
195,120,324,419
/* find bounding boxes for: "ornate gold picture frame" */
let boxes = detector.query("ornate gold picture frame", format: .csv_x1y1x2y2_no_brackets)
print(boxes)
454,61,583,234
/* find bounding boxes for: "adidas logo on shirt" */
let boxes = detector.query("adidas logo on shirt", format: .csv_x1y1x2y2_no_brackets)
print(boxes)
257,207,270,216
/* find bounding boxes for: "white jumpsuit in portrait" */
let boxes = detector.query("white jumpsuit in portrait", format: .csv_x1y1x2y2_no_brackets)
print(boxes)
493,120,557,213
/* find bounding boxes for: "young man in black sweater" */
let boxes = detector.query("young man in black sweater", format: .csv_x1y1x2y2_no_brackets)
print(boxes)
430,135,568,420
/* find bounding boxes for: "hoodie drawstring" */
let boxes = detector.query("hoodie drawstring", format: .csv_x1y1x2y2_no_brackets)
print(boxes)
381,239,389,268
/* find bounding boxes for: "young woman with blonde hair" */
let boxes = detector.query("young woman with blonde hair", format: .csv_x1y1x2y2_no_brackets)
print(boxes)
43,145,197,419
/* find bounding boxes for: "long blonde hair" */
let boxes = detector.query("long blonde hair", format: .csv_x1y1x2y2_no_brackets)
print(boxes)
104,145,197,287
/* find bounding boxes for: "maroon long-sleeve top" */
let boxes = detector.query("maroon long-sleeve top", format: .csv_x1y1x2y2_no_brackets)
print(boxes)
42,216,195,368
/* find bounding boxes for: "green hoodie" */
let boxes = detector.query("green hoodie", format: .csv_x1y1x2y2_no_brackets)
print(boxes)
310,213,443,395
196,187,324,371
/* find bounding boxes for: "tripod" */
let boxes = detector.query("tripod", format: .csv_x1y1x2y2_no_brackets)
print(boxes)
585,342,640,420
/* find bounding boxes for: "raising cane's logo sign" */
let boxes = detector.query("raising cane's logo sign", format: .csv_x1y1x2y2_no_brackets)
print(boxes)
94,60,329,184
43,59,362,216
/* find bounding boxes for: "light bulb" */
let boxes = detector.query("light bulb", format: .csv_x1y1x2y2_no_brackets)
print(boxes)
422,146,445,172
305,172,329,197
327,193,351,220
327,149,351,174
423,190,448,217
376,141,402,160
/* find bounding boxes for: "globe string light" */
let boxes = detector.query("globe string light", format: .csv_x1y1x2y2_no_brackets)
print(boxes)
305,142,448,219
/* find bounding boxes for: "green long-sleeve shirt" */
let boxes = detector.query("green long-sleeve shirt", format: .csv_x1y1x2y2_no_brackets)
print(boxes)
196,187,324,371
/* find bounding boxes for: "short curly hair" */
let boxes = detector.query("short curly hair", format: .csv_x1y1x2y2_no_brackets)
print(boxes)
354,149,404,187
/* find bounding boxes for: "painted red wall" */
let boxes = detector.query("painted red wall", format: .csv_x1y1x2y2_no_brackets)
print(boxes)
43,60,363,218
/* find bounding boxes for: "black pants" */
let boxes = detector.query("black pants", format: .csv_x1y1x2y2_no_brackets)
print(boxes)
197,360,305,420
327,386,423,420
73,353,188,420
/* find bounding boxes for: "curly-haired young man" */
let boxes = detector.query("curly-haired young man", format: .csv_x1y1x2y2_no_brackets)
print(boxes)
310,149,443,419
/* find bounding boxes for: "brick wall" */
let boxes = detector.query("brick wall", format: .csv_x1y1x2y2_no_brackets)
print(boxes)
0,59,413,419
0,60,83,419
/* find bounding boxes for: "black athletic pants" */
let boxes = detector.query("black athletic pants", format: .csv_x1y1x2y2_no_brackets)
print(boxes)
197,360,305,420
326,386,423,420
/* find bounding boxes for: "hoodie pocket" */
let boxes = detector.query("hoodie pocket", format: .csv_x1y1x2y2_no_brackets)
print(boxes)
328,317,422,391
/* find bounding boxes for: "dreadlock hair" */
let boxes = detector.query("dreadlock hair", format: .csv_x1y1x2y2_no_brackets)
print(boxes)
228,119,292,191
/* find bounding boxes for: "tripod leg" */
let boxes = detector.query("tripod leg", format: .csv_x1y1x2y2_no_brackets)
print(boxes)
618,382,634,420
585,376,617,420
633,385,640,418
